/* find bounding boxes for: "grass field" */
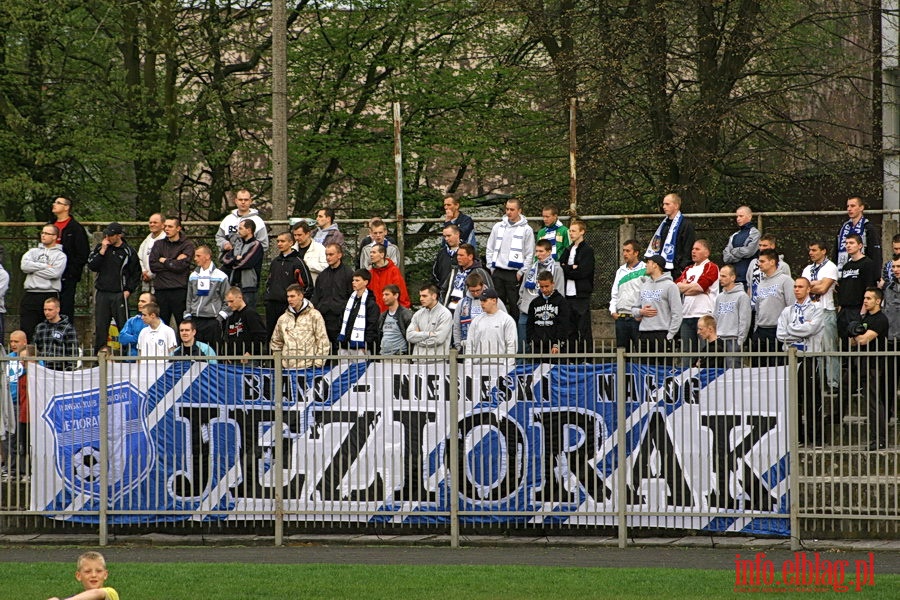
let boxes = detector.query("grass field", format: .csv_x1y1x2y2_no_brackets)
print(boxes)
4,562,897,599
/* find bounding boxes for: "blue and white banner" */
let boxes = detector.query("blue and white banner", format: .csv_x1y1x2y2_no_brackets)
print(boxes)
29,360,789,535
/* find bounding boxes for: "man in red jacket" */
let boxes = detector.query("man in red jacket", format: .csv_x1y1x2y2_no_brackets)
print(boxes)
367,244,410,312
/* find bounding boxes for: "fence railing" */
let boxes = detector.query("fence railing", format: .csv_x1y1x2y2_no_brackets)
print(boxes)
1,347,897,547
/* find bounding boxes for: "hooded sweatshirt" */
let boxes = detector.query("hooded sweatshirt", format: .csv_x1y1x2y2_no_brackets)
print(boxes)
632,272,683,339
714,285,752,345
776,298,825,352
21,244,67,292
368,259,411,311
216,208,269,251
486,215,535,277
755,271,794,328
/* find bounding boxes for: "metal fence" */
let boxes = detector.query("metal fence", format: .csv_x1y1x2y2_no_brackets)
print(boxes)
1,346,897,547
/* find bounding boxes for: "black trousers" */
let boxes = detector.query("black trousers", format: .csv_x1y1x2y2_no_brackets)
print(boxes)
94,290,129,352
192,316,223,348
568,296,594,353
19,291,58,340
60,278,79,321
156,287,187,328
492,268,520,321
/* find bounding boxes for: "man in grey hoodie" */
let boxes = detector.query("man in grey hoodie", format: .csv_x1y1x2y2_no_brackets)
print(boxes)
633,255,683,355
752,249,795,365
713,264,751,368
19,224,68,340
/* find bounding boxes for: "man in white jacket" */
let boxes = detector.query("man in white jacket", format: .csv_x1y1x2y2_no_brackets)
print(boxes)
406,284,452,359
467,287,517,372
216,188,269,253
777,277,825,446
486,199,534,322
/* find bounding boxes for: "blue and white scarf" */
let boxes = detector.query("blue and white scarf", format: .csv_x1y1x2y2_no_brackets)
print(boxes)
338,290,369,349
645,212,682,270
524,256,556,290
491,218,527,269
836,217,868,270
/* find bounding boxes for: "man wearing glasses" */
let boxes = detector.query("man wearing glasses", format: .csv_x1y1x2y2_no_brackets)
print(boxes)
19,225,67,339
50,196,89,320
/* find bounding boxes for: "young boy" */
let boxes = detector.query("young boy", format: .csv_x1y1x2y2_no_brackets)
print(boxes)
48,551,119,600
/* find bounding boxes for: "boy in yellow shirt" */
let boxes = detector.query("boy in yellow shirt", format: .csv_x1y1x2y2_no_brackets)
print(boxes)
47,551,119,600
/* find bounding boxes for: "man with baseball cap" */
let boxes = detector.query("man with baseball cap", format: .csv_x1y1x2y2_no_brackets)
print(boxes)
88,222,142,353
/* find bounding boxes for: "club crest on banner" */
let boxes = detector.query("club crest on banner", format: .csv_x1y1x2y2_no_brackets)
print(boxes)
42,381,155,502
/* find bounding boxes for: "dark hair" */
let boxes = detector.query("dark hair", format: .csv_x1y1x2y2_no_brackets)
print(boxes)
179,320,197,331
623,239,640,252
537,270,555,282
240,219,257,234
286,283,305,295
317,207,335,222
420,284,439,295
143,302,161,317
291,220,312,233
809,240,829,252
866,286,883,301
383,284,400,295
165,215,182,227
458,243,475,256
760,233,777,244
442,223,460,235
536,239,553,252
542,205,559,216
845,233,863,245
759,248,779,263
369,243,386,257
353,269,371,281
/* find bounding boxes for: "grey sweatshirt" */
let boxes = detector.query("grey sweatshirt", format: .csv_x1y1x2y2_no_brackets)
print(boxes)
632,272,683,339
714,285,752,345
755,271,794,328
21,244,67,292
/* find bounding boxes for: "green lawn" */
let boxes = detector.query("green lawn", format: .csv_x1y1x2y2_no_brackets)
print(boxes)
6,562,897,599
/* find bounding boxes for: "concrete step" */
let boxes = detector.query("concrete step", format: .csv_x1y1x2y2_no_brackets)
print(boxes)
797,478,899,516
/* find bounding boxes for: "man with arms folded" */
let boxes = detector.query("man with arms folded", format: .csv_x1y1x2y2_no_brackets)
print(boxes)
713,265,751,368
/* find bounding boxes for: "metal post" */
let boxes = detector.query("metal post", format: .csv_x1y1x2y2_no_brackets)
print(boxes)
448,348,460,548
616,347,628,548
393,102,405,275
271,0,289,219
787,347,800,550
569,97,578,215
98,352,109,546
274,351,284,546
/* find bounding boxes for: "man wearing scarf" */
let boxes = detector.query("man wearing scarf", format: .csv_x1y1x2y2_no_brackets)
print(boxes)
537,205,570,261
835,196,881,271
486,199,535,321
645,193,695,281
777,277,825,446
517,240,565,348
337,270,380,356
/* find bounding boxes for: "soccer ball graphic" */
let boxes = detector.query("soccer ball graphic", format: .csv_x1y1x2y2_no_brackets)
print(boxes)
73,446,102,482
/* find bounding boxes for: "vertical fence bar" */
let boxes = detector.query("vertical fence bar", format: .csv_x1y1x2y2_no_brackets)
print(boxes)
448,349,460,548
98,351,109,546
616,347,627,548
274,352,284,546
788,347,800,551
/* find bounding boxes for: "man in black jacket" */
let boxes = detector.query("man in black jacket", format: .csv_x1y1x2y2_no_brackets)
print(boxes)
87,222,142,353
311,243,353,350
264,232,312,336
149,216,196,327
50,196,89,320
527,270,571,355
559,220,596,352
223,287,268,362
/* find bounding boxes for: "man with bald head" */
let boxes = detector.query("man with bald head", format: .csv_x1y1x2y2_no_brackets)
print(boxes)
645,193,695,280
723,205,759,289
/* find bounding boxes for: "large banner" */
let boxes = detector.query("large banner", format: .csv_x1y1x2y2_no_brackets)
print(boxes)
29,359,790,535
